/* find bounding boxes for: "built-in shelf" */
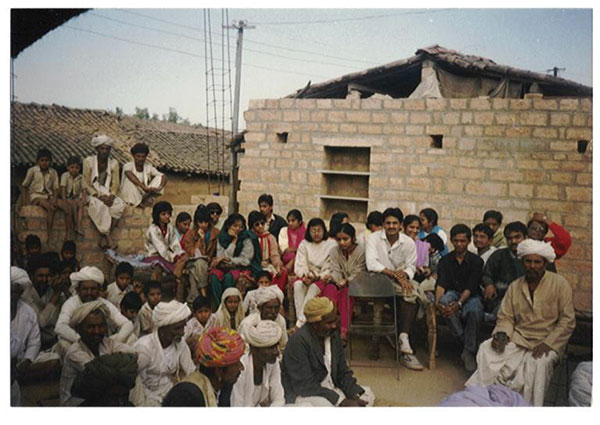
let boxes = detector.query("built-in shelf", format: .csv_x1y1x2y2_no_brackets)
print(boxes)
319,195,370,202
318,169,373,176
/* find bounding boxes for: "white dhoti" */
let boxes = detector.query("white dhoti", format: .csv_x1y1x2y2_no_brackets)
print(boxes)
291,385,375,407
465,338,558,406
119,174,163,207
88,194,125,235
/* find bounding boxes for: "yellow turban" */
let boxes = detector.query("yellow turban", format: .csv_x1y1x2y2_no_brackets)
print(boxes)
304,297,334,323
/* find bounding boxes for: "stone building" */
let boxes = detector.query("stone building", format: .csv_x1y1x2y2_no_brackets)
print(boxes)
11,102,231,265
238,46,592,314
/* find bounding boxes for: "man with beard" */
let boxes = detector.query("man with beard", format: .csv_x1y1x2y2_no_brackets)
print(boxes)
232,320,285,406
465,239,575,406
282,297,375,407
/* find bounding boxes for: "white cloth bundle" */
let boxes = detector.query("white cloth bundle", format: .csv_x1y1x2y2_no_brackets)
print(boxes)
256,285,284,307
516,239,556,263
152,300,191,328
91,134,115,148
70,266,105,292
243,320,282,348
69,300,109,328
11,267,31,287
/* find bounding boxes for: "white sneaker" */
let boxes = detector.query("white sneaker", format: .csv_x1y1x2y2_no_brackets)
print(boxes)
398,334,413,354
400,353,424,371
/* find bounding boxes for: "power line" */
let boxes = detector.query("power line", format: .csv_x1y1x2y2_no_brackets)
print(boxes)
248,8,454,25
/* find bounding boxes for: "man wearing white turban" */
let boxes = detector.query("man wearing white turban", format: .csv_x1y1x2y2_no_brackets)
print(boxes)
54,267,133,358
231,320,285,407
238,285,288,351
82,134,125,249
60,300,136,406
132,300,196,406
465,239,576,406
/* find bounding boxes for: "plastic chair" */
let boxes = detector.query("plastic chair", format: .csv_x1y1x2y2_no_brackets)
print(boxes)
346,272,400,380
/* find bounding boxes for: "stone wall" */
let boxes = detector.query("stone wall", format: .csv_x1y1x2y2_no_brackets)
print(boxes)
239,95,593,313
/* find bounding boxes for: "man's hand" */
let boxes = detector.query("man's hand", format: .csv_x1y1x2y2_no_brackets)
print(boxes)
532,342,553,359
445,302,460,317
301,276,313,286
337,279,348,288
483,284,497,300
491,332,508,354
339,398,368,407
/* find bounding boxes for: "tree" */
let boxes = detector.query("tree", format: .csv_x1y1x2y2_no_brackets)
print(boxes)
115,107,123,117
166,107,180,123
151,113,159,121
135,107,150,120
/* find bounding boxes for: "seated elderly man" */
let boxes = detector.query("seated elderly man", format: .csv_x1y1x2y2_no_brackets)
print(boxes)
183,326,246,407
60,300,136,406
239,285,287,351
54,266,133,358
465,239,576,406
11,267,61,406
282,297,375,407
232,320,285,407
132,300,196,406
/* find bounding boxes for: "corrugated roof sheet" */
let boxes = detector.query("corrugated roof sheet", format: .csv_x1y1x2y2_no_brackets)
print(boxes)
11,102,231,176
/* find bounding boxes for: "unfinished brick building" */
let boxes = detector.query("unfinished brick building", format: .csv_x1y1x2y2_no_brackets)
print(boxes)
238,46,593,315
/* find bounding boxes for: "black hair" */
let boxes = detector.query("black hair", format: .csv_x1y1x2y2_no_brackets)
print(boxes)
504,221,528,238
255,270,273,282
335,222,356,240
382,207,404,223
160,275,177,302
248,210,266,228
176,211,192,225
27,254,51,275
257,193,274,206
526,219,549,236
67,155,81,167
329,212,349,238
162,382,206,407
115,262,134,278
143,280,162,296
193,205,211,227
305,218,328,242
43,252,61,274
36,148,52,160
152,201,173,225
61,240,76,254
120,291,143,311
423,233,444,253
130,143,150,156
472,223,494,240
222,213,247,233
286,209,303,223
192,294,211,312
483,210,503,225
25,234,41,249
450,224,472,240
419,208,439,226
403,214,420,228
366,211,383,227
206,202,223,214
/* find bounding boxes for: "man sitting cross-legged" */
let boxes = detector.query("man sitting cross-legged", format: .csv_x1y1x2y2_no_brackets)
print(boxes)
59,300,136,406
232,320,285,407
282,297,375,407
465,239,575,406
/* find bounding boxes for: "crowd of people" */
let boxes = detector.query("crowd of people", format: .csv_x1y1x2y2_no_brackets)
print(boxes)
10,134,583,407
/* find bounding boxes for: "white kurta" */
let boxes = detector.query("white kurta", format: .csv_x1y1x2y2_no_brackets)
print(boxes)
106,281,133,308
60,338,135,406
231,352,285,407
183,314,216,342
11,300,41,365
145,223,184,262
55,296,134,346
133,331,196,406
118,161,164,207
84,155,125,234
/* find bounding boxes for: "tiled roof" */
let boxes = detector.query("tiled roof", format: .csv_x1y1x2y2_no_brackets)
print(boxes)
11,102,231,176
289,45,592,99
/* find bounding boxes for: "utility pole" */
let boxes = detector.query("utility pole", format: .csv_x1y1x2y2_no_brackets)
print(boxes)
546,67,566,77
225,20,254,214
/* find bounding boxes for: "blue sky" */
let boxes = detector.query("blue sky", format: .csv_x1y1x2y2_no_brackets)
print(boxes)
11,7,593,130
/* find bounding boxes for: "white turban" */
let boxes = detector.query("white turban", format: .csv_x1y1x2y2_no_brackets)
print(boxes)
91,134,115,148
11,266,31,287
70,300,110,328
152,300,191,328
243,320,282,348
256,286,284,307
517,239,556,263
70,266,105,291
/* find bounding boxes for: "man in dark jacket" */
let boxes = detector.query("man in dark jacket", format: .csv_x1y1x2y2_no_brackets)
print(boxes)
258,193,287,240
281,297,375,406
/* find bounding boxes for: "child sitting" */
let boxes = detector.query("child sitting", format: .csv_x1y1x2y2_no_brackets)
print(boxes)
278,209,306,274
143,201,188,278
174,212,192,242
106,262,134,307
21,148,60,241
248,210,288,291
57,155,85,240
212,287,245,331
60,240,80,270
181,205,215,302
242,270,273,315
120,291,143,344
184,295,216,355
138,280,162,336
23,234,42,271
118,142,167,207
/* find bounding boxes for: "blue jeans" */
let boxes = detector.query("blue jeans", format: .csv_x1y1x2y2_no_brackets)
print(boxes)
439,290,484,354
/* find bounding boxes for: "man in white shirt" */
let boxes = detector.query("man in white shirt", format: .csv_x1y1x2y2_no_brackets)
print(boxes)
468,223,498,265
54,266,134,358
365,207,422,370
118,142,167,207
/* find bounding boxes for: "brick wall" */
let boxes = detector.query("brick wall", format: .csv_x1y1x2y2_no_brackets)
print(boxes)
239,95,593,313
